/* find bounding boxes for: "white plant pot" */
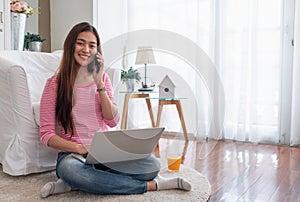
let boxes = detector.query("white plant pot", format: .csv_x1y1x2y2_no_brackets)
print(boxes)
29,41,42,52
125,79,135,92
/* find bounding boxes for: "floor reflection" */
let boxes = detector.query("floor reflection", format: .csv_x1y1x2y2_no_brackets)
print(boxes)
158,138,300,201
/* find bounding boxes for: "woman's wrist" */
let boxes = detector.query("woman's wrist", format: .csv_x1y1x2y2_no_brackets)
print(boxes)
97,81,106,92
97,80,104,88
97,86,106,92
74,143,88,154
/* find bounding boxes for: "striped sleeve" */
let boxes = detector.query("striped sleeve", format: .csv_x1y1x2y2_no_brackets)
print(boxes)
39,76,58,146
102,73,120,127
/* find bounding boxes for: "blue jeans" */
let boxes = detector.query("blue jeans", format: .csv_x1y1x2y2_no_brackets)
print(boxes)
56,152,160,195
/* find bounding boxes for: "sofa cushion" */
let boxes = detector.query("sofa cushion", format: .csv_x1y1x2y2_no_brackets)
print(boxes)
0,51,61,104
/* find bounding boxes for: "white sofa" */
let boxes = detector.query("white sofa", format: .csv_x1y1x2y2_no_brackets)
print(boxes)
0,50,120,176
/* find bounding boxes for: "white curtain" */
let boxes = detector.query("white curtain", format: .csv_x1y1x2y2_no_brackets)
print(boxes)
290,1,300,146
95,0,299,145
216,0,292,144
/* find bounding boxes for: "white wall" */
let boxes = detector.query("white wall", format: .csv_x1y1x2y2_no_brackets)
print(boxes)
50,0,93,51
25,0,38,34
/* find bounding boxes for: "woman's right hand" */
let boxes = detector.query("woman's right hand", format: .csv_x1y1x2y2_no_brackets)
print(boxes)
47,135,89,155
75,144,88,155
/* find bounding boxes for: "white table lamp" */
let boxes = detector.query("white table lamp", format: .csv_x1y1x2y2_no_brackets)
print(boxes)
135,46,156,91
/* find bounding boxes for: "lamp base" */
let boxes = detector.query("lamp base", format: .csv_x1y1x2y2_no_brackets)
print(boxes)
138,87,154,92
138,83,155,91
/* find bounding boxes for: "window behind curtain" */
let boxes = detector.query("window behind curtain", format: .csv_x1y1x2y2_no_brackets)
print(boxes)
95,0,294,144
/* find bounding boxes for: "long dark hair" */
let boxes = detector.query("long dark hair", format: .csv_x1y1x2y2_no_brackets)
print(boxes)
55,22,100,135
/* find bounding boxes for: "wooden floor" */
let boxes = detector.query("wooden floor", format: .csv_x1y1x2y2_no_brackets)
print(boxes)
159,137,300,202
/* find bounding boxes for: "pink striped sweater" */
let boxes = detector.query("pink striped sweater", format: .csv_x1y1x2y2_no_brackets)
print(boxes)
40,73,120,147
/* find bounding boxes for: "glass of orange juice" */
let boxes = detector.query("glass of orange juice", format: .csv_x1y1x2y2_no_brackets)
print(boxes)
167,153,182,171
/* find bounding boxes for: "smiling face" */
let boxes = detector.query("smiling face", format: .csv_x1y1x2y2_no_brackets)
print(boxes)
74,31,98,67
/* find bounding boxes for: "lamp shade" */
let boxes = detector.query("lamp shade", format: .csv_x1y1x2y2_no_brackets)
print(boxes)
135,46,156,65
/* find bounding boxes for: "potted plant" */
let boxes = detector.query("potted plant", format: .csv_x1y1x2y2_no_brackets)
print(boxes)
121,67,141,92
23,32,46,52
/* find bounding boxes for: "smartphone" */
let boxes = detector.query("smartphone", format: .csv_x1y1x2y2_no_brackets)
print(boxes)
88,46,101,73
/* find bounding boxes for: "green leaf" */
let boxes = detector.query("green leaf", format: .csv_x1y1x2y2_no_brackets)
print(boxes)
121,67,141,83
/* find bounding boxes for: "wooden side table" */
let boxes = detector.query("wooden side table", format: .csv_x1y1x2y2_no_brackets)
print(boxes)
147,97,189,161
120,92,156,129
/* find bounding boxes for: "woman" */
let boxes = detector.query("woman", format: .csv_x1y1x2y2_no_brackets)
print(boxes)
40,22,192,198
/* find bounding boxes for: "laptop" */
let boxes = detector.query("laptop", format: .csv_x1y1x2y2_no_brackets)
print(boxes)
71,127,164,164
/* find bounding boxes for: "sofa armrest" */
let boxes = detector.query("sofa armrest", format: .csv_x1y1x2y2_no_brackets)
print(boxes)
0,51,59,175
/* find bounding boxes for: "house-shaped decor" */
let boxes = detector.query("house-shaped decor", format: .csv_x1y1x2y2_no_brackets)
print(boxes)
159,75,176,98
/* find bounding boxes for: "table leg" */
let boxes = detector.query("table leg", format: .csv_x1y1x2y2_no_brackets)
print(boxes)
154,100,165,157
121,94,131,129
121,93,153,129
175,100,189,143
155,100,189,161
175,100,189,163
155,100,164,127
145,99,155,127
